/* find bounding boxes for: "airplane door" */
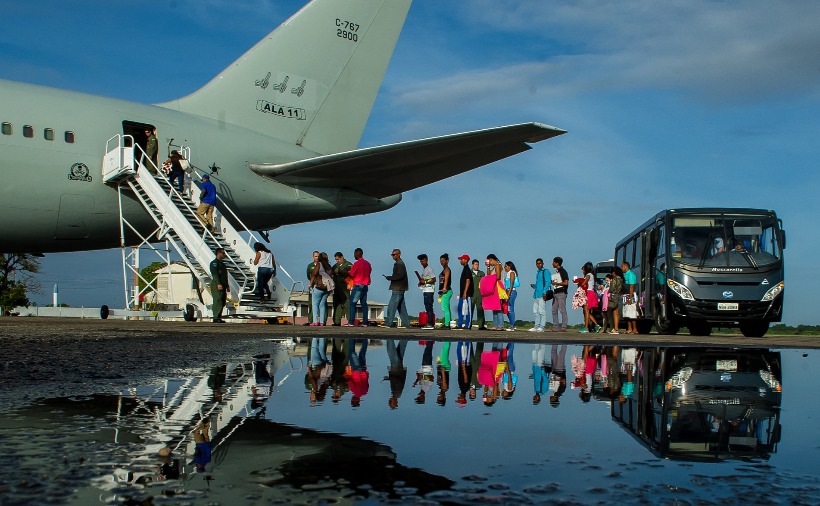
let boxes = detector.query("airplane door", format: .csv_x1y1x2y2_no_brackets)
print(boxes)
55,194,94,239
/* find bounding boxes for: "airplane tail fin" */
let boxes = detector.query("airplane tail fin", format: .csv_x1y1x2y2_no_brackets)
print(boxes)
161,0,412,155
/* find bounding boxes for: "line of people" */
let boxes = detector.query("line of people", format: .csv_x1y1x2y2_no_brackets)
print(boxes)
302,248,584,331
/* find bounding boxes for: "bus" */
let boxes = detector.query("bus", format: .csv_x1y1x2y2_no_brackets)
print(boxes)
614,208,785,337
611,347,782,461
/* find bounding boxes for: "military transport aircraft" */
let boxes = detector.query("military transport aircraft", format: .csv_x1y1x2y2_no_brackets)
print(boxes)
0,0,564,254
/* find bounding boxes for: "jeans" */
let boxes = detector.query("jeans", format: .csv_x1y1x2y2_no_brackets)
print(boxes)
507,289,517,327
310,338,327,366
532,298,547,328
256,267,273,299
439,289,452,327
492,310,504,329
348,339,368,371
349,284,369,324
457,296,472,328
423,291,435,325
384,290,409,327
386,339,407,367
169,170,185,192
311,287,329,324
552,291,568,329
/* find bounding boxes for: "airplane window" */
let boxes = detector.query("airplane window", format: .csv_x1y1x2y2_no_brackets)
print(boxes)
1,122,11,135
44,128,54,141
65,131,75,144
23,125,34,138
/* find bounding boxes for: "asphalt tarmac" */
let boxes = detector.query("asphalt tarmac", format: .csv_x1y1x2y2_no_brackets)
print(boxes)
1,316,816,409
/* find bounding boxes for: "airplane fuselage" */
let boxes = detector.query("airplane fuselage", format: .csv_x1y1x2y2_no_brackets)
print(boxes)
0,79,400,253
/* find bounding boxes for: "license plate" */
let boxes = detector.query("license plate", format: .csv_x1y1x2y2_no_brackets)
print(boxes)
718,302,738,310
716,359,737,371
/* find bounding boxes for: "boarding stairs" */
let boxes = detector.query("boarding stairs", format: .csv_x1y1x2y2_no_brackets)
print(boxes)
101,134,298,320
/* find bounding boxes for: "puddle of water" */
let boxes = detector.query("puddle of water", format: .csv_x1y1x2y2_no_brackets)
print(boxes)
0,339,818,505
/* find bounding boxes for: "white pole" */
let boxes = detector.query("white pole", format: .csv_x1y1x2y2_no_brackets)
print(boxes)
53,284,58,307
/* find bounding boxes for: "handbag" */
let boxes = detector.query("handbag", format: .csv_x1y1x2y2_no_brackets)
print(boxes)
497,281,509,300
540,270,554,300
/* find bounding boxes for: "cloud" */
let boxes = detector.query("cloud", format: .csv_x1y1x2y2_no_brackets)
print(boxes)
393,0,820,112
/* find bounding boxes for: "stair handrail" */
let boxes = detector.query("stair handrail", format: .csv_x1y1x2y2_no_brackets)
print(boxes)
127,142,252,295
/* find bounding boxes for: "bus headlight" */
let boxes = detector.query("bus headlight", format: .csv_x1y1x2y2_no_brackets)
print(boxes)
668,280,694,301
759,370,782,392
665,367,693,392
761,282,784,302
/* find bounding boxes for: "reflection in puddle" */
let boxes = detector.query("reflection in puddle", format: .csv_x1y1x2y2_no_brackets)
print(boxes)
0,339,817,505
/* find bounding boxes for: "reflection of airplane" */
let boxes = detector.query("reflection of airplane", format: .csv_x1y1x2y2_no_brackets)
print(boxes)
0,0,564,253
611,347,782,461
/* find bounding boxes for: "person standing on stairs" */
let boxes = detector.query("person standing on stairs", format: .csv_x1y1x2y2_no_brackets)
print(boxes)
197,174,217,233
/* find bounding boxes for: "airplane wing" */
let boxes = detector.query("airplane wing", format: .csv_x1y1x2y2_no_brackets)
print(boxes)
249,122,565,198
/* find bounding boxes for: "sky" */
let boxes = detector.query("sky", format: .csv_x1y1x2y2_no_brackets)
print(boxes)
2,0,819,325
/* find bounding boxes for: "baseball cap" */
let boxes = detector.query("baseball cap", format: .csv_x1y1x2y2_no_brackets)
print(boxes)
457,254,470,261
201,174,210,180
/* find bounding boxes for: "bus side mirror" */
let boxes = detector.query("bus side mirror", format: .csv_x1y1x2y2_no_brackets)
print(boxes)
780,230,786,250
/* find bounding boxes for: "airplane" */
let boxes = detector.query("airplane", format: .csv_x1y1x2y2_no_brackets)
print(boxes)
0,0,565,254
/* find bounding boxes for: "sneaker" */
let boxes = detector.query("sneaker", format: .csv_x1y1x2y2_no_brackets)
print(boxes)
422,325,434,330
609,330,620,334
594,325,601,333
528,327,538,332
536,327,545,332
505,327,515,332
578,328,588,333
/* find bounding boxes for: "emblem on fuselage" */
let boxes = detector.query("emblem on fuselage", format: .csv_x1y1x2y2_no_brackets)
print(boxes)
68,163,92,182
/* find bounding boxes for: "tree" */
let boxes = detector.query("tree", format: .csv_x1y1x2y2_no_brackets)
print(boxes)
0,253,41,315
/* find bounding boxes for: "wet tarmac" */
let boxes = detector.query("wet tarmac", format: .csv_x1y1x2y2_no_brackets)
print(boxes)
0,318,819,505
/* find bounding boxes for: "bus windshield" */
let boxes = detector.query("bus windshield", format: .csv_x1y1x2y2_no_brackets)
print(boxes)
669,213,782,268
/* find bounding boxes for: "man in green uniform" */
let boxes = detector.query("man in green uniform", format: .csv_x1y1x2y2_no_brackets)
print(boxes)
143,127,158,174
306,251,318,324
331,251,353,326
470,259,486,330
210,248,229,323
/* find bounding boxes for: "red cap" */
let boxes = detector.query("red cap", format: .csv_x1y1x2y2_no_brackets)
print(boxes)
458,254,470,261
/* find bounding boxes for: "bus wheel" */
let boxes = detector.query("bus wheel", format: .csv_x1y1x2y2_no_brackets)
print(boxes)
654,312,679,335
100,305,109,320
636,320,654,335
740,321,769,338
688,321,712,337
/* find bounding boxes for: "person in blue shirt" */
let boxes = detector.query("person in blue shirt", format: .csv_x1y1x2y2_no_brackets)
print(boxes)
621,261,638,334
196,174,217,232
530,258,550,332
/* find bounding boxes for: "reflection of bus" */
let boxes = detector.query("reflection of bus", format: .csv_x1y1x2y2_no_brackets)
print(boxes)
611,347,782,461
614,208,785,336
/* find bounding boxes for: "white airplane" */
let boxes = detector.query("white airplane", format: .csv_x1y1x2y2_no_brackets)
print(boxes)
0,0,564,254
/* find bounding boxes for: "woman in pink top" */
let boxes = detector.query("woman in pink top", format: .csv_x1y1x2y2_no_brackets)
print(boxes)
479,254,505,330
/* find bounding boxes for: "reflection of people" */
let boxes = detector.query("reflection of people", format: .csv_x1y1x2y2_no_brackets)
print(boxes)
532,344,549,404
347,339,369,406
386,339,408,409
210,248,228,323
192,419,212,473
196,174,217,232
549,345,567,406
414,341,435,404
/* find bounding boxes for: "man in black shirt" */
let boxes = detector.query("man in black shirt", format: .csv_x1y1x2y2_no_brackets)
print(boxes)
382,249,410,328
455,254,472,329
550,256,569,331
